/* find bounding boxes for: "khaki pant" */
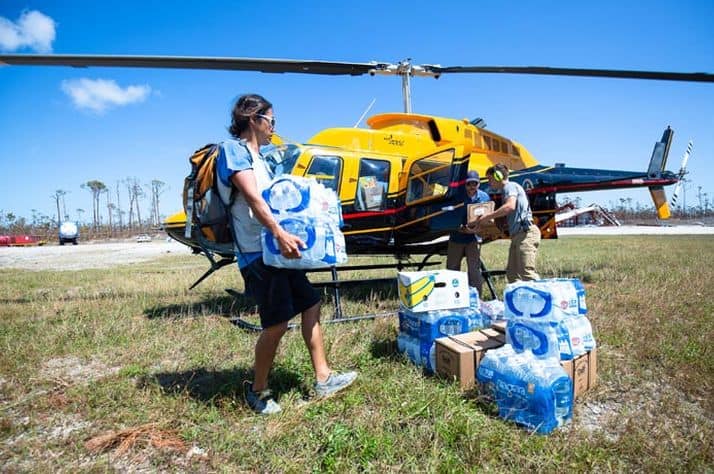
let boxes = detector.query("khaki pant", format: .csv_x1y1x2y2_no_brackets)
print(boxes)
446,240,483,294
507,225,541,283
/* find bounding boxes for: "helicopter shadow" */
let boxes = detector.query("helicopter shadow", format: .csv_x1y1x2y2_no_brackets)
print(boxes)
314,276,398,308
144,276,400,328
144,291,257,320
137,365,304,404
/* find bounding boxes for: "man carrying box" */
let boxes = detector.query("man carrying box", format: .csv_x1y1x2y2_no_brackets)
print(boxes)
447,170,491,295
470,164,540,282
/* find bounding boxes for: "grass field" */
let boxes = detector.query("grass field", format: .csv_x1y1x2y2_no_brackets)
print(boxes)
1,236,712,472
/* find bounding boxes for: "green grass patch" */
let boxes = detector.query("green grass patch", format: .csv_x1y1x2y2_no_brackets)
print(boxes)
0,235,712,471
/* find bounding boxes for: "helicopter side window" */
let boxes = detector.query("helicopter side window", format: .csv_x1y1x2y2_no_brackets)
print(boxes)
406,149,454,204
355,158,390,211
305,155,342,192
261,144,302,176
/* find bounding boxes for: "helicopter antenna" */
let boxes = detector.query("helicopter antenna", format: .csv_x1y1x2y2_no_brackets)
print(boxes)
354,98,376,127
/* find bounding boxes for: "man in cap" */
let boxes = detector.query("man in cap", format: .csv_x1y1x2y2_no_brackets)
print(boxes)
471,164,540,282
446,170,491,295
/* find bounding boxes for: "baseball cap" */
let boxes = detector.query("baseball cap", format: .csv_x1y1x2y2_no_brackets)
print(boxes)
465,170,480,183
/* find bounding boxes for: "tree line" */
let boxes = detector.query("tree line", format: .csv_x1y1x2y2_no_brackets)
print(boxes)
1,178,168,239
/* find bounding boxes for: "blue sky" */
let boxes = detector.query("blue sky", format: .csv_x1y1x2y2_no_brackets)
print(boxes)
1,0,712,224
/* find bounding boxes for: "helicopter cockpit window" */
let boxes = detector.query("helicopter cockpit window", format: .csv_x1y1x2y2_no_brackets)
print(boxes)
261,144,302,176
355,158,390,211
305,155,342,191
406,149,454,204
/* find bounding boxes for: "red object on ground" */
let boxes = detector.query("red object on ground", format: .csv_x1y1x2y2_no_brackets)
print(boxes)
0,235,45,246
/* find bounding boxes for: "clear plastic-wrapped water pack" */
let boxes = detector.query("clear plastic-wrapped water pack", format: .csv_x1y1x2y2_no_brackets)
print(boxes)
397,283,485,372
261,175,347,269
477,344,573,434
503,279,596,360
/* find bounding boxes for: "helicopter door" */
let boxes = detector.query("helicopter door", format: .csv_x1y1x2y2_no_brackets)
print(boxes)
304,155,342,192
355,158,390,211
405,149,455,204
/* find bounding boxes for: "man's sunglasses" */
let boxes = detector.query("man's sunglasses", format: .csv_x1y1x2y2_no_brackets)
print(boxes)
256,114,276,127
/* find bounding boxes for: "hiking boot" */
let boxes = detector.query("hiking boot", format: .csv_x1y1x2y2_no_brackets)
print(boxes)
314,371,357,398
244,381,281,415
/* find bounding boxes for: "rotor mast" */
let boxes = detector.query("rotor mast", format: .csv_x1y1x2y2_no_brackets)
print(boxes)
370,59,439,113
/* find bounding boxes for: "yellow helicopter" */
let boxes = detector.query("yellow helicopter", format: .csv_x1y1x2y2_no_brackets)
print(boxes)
2,54,711,295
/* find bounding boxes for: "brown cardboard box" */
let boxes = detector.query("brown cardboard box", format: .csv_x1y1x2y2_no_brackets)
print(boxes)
435,329,506,390
466,201,495,225
362,184,384,210
467,202,508,240
491,320,507,333
560,348,598,399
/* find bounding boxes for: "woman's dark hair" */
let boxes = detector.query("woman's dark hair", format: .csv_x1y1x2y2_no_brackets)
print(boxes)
228,94,273,138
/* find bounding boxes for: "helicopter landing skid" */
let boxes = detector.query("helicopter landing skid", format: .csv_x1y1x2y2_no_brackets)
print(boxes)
225,254,505,332
225,254,445,331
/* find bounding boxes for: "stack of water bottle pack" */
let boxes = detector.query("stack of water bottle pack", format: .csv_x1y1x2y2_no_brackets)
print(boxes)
260,175,347,269
397,269,492,373
476,278,597,434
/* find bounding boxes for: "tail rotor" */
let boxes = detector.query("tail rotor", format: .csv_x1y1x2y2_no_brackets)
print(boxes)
670,140,694,208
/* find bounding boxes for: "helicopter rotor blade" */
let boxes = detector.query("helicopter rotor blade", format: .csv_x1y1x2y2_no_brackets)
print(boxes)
2,54,713,83
0,54,390,76
426,65,714,83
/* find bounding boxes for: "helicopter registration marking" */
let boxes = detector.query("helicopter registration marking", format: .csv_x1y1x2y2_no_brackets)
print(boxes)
383,134,405,147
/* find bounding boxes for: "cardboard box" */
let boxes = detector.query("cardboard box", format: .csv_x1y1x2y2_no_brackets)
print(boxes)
491,320,507,333
362,184,384,210
466,201,494,225
397,270,469,312
560,348,598,399
467,202,508,240
435,329,506,390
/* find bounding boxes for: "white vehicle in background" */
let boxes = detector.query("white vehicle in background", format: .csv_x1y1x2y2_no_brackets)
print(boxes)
58,221,79,245
136,233,152,243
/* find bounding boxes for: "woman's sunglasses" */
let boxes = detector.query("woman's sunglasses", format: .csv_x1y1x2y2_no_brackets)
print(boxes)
256,114,276,127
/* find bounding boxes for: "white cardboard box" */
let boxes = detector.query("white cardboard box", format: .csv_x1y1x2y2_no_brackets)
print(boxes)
397,269,469,312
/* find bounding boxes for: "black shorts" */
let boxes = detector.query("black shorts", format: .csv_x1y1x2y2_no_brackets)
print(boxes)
240,259,321,329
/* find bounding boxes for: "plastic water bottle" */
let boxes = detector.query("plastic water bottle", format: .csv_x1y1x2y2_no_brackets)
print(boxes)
480,299,505,320
322,229,336,264
263,176,312,214
507,320,559,359
552,376,573,420
397,333,421,367
469,286,480,308
568,315,596,353
421,342,436,373
505,284,552,319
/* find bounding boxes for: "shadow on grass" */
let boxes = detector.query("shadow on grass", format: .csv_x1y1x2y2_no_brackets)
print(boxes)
313,277,398,301
144,291,257,320
144,278,399,321
369,336,400,361
138,365,304,404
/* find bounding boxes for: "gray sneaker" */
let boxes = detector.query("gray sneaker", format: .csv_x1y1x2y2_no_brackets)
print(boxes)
244,381,282,415
314,371,357,398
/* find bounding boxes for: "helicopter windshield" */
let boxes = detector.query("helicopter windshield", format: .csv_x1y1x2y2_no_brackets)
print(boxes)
261,144,302,176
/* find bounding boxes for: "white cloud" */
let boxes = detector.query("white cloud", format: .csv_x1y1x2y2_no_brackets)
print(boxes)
0,10,56,53
61,78,152,113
